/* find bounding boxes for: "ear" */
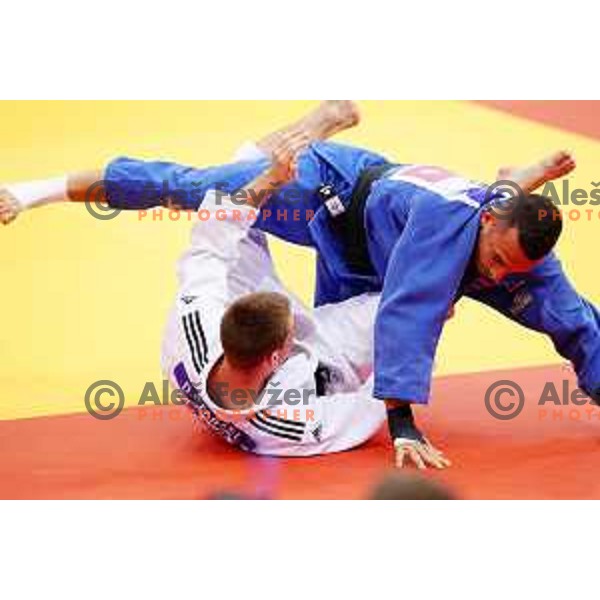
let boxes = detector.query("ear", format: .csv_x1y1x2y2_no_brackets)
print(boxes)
481,210,496,227
270,350,282,369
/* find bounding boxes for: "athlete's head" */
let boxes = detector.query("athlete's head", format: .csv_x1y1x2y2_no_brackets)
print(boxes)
476,194,562,283
220,292,294,374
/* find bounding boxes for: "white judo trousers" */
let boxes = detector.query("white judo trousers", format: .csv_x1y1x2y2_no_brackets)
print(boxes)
160,191,386,457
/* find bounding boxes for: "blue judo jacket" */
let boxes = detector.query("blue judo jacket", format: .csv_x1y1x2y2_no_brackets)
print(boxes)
307,160,600,405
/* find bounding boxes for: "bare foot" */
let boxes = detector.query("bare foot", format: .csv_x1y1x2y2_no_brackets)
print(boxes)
322,100,360,131
537,150,576,181
308,100,361,139
0,188,21,225
257,100,360,159
497,151,576,191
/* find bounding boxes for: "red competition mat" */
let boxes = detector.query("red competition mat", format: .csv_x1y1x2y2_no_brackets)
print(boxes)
2,365,598,499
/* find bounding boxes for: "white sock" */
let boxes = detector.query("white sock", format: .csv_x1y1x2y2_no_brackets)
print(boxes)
6,176,68,211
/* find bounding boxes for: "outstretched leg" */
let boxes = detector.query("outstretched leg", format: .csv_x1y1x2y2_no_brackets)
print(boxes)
0,101,360,225
0,170,106,225
496,150,576,194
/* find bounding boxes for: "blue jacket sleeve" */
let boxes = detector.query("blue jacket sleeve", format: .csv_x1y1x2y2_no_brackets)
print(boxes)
373,196,480,403
470,255,600,401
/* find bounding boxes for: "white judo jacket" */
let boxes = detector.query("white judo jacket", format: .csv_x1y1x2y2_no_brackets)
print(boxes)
161,192,385,457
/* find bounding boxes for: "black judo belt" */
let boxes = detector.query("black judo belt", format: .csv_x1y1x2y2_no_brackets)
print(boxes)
319,163,397,275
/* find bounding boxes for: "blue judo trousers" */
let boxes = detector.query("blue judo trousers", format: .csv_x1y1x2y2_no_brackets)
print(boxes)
105,141,600,405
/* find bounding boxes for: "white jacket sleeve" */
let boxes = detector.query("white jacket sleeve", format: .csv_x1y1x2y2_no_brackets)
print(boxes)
176,191,260,306
170,192,260,381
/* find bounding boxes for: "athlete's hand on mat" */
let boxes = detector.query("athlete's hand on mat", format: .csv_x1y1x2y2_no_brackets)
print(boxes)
394,437,452,470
